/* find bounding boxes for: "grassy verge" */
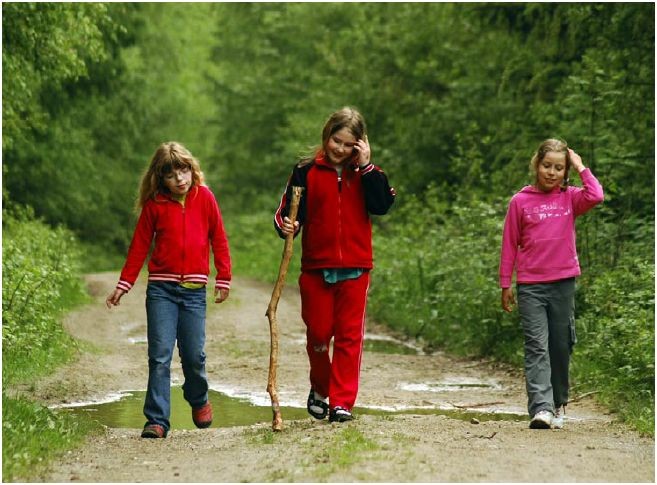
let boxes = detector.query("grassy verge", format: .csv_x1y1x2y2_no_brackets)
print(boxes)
2,205,99,481
2,395,102,481
313,427,379,478
244,420,381,481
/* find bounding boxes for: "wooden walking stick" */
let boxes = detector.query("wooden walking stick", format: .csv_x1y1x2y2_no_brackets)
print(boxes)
266,186,303,431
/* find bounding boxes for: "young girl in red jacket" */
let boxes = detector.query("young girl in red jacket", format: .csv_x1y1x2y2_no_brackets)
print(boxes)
274,107,395,422
106,141,231,438
499,139,603,430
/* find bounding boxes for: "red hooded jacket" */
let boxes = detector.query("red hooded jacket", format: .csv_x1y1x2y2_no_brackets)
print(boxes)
116,185,231,292
274,154,395,271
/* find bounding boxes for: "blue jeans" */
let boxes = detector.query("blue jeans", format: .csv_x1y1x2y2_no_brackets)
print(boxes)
144,282,209,430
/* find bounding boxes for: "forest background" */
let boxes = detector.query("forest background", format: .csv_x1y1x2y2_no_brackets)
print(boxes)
2,2,654,477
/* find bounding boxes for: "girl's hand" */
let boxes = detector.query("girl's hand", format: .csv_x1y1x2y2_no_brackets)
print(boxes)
281,216,299,236
106,288,126,308
568,148,585,173
501,287,516,313
214,287,229,303
354,135,371,167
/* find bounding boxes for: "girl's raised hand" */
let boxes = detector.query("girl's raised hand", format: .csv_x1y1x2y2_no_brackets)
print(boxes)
354,135,371,167
568,148,585,172
214,287,229,304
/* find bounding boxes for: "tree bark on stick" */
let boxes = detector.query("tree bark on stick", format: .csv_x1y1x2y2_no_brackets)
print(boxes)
266,186,303,431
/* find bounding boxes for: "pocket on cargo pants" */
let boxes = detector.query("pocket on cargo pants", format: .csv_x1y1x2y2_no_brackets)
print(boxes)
568,315,577,354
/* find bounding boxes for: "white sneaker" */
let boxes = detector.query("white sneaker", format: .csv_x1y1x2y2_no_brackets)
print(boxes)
529,410,553,429
552,405,565,429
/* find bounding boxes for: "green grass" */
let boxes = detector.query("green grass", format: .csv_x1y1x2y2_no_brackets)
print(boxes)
314,427,379,477
2,274,90,386
2,395,103,481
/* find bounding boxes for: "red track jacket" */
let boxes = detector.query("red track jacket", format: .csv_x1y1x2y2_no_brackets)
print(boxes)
117,185,231,292
274,154,395,271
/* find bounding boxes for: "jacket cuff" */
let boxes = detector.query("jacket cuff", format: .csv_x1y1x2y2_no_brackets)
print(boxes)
359,163,375,174
215,279,231,290
117,280,133,292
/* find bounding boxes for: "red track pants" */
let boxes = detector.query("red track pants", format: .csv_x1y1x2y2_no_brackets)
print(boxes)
299,270,370,411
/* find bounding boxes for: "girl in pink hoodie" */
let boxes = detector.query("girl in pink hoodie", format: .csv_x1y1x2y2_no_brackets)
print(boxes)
499,139,603,430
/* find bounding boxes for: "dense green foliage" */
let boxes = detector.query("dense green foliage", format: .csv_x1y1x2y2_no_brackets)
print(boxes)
369,193,519,359
2,4,653,464
574,250,655,435
2,202,93,480
2,204,88,384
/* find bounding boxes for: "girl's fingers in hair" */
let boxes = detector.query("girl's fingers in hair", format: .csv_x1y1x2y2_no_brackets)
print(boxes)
568,148,582,163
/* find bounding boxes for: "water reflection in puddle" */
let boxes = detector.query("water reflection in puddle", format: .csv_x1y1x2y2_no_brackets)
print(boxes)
399,378,503,392
127,336,147,344
60,387,524,429
61,388,309,429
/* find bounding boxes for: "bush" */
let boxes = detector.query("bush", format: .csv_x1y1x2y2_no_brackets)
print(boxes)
574,251,654,435
2,204,93,479
369,188,524,364
2,205,88,385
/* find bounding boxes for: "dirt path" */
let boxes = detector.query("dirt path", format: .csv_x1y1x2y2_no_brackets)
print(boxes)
28,272,654,482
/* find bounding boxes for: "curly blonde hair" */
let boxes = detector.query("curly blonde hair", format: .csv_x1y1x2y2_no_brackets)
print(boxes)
136,142,205,211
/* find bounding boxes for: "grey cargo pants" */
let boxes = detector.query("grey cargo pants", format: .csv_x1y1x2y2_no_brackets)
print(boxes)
517,278,577,418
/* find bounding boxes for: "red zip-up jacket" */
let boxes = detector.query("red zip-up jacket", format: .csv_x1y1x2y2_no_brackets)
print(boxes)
274,154,395,271
116,185,231,292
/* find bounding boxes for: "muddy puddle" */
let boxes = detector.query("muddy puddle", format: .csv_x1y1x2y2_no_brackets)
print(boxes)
57,330,524,429
57,387,524,429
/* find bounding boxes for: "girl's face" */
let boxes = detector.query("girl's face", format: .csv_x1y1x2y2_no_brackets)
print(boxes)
163,166,193,196
536,151,567,192
325,127,357,166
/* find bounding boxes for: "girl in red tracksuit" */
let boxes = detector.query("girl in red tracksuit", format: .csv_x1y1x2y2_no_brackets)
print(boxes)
274,107,395,423
106,141,231,439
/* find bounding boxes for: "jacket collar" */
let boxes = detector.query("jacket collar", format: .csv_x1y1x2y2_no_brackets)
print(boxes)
154,185,199,202
315,152,358,171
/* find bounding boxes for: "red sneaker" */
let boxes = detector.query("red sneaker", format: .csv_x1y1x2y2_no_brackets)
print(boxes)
192,402,213,428
141,423,166,438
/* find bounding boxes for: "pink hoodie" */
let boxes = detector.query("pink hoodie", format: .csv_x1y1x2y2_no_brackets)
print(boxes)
499,168,604,288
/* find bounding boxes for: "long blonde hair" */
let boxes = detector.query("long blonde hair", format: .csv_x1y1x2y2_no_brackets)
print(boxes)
136,142,204,211
320,107,367,152
529,138,572,190
299,107,368,166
